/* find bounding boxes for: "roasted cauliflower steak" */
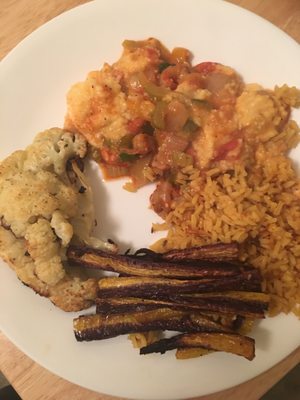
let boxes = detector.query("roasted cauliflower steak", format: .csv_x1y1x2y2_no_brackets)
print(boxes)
0,128,115,311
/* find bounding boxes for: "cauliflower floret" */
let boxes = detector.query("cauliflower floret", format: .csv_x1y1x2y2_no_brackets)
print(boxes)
0,168,78,237
0,225,97,311
0,227,49,296
24,128,87,176
49,276,98,312
25,219,65,286
51,210,73,247
0,128,112,311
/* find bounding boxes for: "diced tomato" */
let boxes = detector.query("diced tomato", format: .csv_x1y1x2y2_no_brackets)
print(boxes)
214,138,241,161
100,147,121,165
127,118,146,134
145,47,160,63
193,62,218,75
160,65,180,90
160,64,190,90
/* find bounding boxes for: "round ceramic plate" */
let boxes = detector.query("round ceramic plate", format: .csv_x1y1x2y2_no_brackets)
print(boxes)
0,1,299,399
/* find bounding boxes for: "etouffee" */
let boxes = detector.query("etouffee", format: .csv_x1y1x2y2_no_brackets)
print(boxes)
65,38,299,219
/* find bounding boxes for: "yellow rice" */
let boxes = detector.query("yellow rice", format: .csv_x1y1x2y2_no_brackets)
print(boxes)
151,94,300,318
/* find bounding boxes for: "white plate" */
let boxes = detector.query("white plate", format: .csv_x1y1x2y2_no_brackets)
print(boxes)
0,0,299,399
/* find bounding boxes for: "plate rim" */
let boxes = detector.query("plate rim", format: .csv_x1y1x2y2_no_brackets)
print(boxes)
0,0,300,399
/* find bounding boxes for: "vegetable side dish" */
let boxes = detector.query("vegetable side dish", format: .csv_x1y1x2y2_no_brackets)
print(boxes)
70,243,268,360
0,128,116,311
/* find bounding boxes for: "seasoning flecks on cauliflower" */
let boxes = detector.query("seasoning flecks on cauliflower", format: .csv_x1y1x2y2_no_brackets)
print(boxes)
50,210,74,247
23,128,87,176
25,218,65,286
0,128,113,311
